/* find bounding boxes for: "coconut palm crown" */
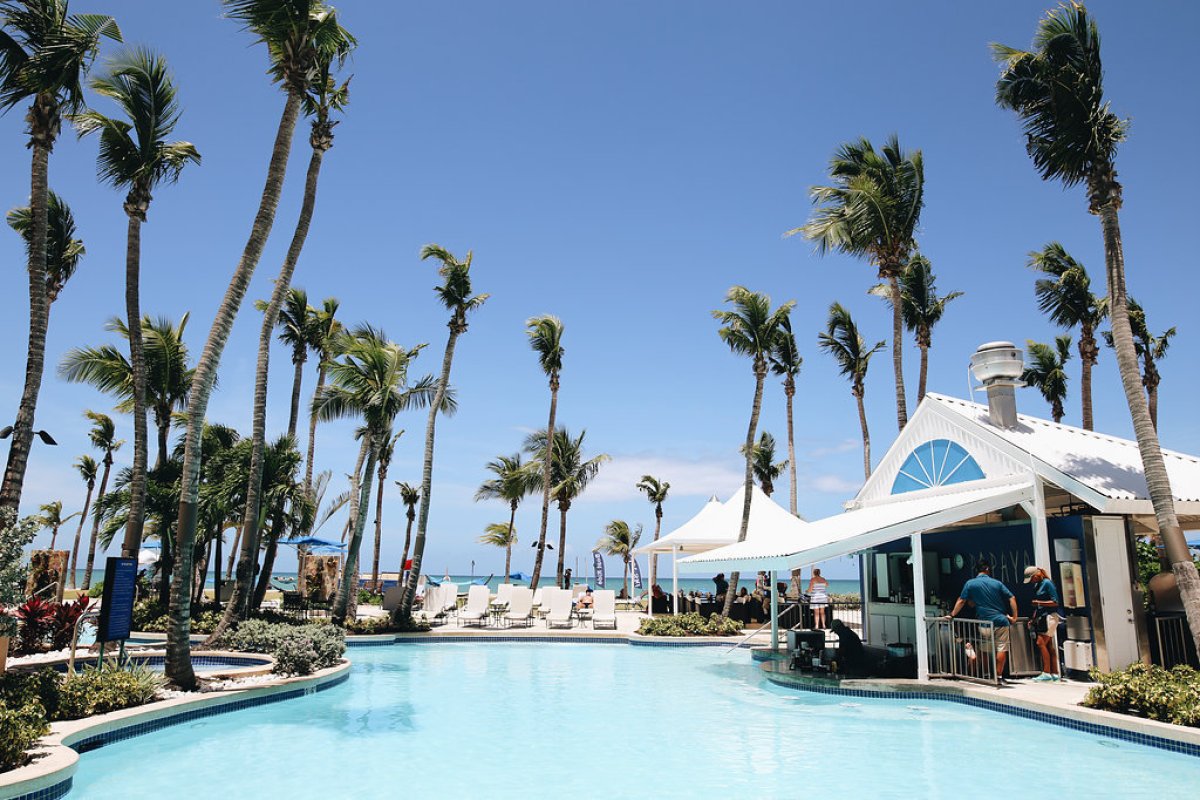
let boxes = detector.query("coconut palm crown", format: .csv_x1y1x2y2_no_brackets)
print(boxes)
819,302,885,480
7,190,85,304
1023,335,1072,424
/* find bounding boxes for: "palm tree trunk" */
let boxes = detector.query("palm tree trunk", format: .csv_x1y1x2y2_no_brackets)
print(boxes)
396,325,462,621
345,437,369,544
168,91,303,689
0,134,52,513
334,436,377,624
1148,384,1159,431
721,366,766,618
120,210,150,558
193,538,212,606
251,508,284,609
83,455,113,590
49,525,60,550
785,379,798,517
649,505,662,591
531,378,559,591
1096,200,1200,652
287,354,305,439
917,343,929,407
303,361,327,501
856,388,871,480
226,524,242,580
504,540,512,581
69,484,95,588
888,273,908,431
555,503,568,584
370,457,387,591
1080,326,1095,431
154,415,170,471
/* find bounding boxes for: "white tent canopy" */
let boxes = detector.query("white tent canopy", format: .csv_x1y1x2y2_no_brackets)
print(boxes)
633,484,811,558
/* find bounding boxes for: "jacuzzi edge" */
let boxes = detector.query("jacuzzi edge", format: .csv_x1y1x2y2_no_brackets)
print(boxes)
0,659,351,800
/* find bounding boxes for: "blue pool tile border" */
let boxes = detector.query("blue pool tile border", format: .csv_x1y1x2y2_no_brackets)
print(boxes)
345,634,756,648
4,781,72,800
763,673,1200,758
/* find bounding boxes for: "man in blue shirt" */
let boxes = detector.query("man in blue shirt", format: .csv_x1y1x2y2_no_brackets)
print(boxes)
947,560,1018,681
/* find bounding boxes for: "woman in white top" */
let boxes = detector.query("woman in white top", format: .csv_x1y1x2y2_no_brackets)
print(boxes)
807,568,829,629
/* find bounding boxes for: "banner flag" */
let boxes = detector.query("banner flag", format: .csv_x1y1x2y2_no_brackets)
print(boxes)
632,557,643,590
593,551,605,588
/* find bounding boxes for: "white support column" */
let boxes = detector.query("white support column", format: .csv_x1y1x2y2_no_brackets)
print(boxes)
672,546,679,617
911,532,930,682
770,569,779,653
1027,477,1052,570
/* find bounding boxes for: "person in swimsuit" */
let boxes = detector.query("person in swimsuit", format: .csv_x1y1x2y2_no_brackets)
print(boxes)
808,568,830,629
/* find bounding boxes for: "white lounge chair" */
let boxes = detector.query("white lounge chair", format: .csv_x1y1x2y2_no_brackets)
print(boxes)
592,590,617,630
382,585,405,612
441,583,459,619
416,585,442,624
459,584,490,627
531,587,547,617
504,587,534,628
492,582,514,608
571,584,587,599
546,589,574,629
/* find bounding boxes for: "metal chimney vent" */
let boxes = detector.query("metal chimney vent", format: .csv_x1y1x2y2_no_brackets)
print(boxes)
969,341,1024,429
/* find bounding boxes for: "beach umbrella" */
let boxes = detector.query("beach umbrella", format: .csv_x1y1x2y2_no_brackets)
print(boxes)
509,571,532,581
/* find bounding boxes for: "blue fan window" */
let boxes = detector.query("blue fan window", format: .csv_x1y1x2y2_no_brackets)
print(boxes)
890,439,984,494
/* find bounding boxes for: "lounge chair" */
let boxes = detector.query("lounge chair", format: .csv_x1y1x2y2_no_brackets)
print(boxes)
441,583,460,619
503,587,534,628
571,584,587,599
546,589,574,628
459,584,490,627
531,587,547,617
416,585,445,625
382,585,405,612
492,582,514,608
592,590,617,630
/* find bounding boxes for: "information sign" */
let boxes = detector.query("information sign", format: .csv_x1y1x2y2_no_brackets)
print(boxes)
97,556,137,642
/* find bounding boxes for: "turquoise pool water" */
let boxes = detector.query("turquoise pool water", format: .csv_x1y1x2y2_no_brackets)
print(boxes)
70,643,1199,798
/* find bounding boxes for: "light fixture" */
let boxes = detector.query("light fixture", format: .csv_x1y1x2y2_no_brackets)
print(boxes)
0,426,57,445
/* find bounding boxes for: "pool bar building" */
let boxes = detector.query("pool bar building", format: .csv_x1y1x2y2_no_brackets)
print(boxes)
684,342,1200,681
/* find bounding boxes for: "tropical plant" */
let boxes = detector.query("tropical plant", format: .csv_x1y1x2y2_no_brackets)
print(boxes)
994,3,1200,652
35,500,78,550
478,522,517,582
60,313,193,471
167,0,355,690
67,454,96,586
526,314,564,591
303,296,342,498
636,475,669,592
74,48,199,562
0,0,120,512
1028,243,1105,429
819,302,885,481
81,411,120,589
870,253,962,406
792,134,924,432
769,317,802,515
712,286,794,617
6,190,85,310
596,520,640,601
474,454,535,583
395,481,419,580
1023,336,1072,424
0,509,40,638
264,287,319,438
395,245,487,623
743,431,787,498
524,428,608,585
1103,298,1175,430
369,429,402,591
15,596,54,653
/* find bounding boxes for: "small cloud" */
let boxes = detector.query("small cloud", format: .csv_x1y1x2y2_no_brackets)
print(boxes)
579,454,744,504
807,439,859,458
809,474,860,494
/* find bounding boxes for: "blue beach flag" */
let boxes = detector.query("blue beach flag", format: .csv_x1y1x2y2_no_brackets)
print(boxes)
632,558,643,590
592,551,605,588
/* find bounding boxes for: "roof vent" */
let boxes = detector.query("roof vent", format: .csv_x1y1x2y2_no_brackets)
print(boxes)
969,341,1024,430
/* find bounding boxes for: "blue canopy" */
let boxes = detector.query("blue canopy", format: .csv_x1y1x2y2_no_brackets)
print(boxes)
508,571,532,581
138,541,162,550
279,536,345,549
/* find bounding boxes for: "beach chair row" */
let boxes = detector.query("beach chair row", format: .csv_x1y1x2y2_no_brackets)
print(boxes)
415,583,617,629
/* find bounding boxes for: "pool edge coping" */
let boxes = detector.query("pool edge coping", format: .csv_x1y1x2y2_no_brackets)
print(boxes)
0,659,351,800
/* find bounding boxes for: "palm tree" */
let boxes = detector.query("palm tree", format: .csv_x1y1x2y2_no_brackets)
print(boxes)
474,454,536,584
525,428,609,585
67,454,97,586
1023,336,1072,424
250,435,313,608
82,410,121,589
265,287,319,438
303,297,342,498
792,135,924,432
0,0,120,512
74,48,199,561
712,286,795,617
769,318,802,516
167,0,354,690
6,189,86,312
744,432,787,497
597,520,641,600
235,50,349,626
37,501,78,550
479,523,517,583
526,314,564,591
871,254,963,406
369,429,403,591
819,303,885,481
395,245,488,623
636,475,669,591
994,4,1200,651
1104,299,1175,431
1028,243,1105,430
395,481,419,581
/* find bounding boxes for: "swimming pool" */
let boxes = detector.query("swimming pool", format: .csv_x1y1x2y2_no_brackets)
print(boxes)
69,643,1199,798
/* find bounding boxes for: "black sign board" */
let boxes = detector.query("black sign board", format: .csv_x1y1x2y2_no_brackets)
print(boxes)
97,556,137,642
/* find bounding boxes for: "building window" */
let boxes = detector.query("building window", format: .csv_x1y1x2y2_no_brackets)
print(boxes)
891,439,985,494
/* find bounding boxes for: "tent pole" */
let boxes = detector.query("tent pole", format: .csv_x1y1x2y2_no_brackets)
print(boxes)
911,532,930,681
770,568,778,653
672,546,679,617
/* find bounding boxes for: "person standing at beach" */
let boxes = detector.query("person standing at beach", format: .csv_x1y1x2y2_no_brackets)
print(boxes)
807,568,830,629
947,560,1018,683
563,568,572,590
788,568,803,599
713,572,728,601
1024,566,1062,681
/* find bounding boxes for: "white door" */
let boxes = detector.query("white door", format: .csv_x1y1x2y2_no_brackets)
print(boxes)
1091,517,1140,670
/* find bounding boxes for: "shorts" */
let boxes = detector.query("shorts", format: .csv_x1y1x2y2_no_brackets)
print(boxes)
1040,613,1061,641
992,624,1010,653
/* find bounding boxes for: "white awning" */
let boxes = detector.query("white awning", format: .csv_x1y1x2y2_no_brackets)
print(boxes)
680,479,1036,572
633,484,811,557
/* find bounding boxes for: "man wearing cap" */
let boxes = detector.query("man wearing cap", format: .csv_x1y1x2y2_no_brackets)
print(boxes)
1025,566,1062,681
946,560,1019,683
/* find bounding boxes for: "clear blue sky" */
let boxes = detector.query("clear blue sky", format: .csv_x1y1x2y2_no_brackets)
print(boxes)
2,1,1197,582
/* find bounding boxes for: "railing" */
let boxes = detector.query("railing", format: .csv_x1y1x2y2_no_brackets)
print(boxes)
1151,613,1199,669
925,617,1000,686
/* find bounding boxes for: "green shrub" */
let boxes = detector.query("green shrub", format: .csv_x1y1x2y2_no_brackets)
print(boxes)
1083,663,1200,727
272,634,320,675
0,669,61,720
343,615,430,634
357,589,383,605
0,702,49,771
637,612,743,637
216,620,345,675
57,662,164,720
87,579,105,599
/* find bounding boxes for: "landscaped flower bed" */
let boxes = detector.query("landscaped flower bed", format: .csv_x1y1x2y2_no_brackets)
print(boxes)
1082,663,1200,728
637,612,744,637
